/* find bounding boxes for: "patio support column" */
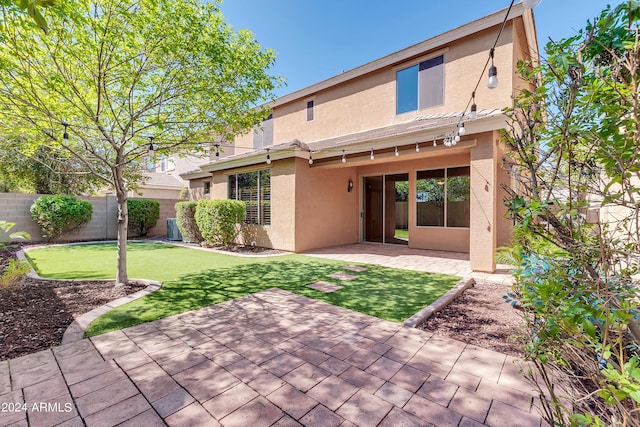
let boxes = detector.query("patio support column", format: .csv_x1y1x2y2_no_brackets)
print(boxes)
469,131,499,272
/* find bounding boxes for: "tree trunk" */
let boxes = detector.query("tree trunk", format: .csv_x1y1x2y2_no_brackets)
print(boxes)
114,156,129,285
115,191,128,285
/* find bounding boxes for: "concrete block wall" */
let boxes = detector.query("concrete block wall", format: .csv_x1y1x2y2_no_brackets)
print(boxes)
0,193,178,243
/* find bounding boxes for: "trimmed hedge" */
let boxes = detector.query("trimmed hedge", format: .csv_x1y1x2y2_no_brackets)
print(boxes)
175,201,202,243
195,199,245,246
127,199,160,238
30,195,93,241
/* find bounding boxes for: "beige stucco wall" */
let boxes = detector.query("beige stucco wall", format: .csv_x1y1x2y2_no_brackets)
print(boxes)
264,23,513,147
133,187,182,200
469,131,500,272
294,158,360,252
208,158,297,251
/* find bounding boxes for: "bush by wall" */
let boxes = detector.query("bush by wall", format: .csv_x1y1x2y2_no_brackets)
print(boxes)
127,199,160,238
175,201,202,243
195,199,245,246
30,195,93,241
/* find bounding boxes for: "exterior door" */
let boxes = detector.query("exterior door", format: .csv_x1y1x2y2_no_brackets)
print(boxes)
364,176,383,242
363,173,409,244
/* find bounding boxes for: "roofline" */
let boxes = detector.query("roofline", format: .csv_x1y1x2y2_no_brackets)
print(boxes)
271,3,527,108
522,7,540,66
179,171,213,180
198,113,508,173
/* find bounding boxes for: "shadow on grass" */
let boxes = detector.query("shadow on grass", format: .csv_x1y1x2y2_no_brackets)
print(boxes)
87,259,460,336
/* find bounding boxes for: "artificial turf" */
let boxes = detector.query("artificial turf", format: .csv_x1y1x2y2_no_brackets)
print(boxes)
25,242,460,336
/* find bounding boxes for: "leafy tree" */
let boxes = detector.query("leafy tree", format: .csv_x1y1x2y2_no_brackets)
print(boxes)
0,0,280,284
0,139,102,194
503,2,640,425
1,0,57,33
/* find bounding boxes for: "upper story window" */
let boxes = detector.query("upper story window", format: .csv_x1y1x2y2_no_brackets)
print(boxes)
306,100,314,122
396,55,444,114
253,113,273,149
203,181,210,195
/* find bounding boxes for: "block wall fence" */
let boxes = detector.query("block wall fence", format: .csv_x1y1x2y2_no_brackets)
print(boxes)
0,193,179,243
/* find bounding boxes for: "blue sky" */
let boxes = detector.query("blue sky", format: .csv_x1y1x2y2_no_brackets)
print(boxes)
219,0,611,98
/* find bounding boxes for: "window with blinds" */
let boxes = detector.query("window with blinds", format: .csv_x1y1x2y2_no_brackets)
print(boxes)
228,169,271,225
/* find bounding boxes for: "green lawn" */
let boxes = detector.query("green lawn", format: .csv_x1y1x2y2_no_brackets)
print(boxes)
395,229,409,239
26,242,460,336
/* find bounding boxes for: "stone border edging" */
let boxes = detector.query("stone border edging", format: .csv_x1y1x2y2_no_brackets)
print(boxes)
402,276,476,328
16,248,162,344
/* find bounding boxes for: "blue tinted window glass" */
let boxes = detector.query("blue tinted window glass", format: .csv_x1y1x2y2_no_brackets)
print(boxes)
396,65,418,114
419,55,444,70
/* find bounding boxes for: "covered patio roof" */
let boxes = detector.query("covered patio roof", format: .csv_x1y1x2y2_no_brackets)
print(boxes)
191,109,505,174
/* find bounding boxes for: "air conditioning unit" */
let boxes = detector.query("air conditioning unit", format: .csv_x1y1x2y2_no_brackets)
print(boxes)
166,218,182,241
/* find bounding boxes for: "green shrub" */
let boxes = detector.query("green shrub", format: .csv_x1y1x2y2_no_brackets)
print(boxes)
175,201,202,243
30,195,93,241
195,199,245,246
0,258,30,287
127,199,160,238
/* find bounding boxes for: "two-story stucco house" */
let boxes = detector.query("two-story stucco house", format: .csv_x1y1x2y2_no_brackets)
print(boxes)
182,4,538,273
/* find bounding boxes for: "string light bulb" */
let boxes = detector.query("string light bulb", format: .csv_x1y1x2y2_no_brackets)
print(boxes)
487,48,498,89
62,122,69,140
370,148,375,161
308,151,313,165
148,136,155,156
433,139,437,147
522,0,541,9
458,122,466,136
214,143,220,158
266,149,271,164
341,150,347,163
469,102,477,120
394,146,399,156
415,142,420,153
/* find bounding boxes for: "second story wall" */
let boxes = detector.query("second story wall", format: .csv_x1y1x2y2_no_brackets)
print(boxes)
268,22,515,145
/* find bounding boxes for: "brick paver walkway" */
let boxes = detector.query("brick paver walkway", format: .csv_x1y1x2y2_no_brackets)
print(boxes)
0,288,544,427
304,244,514,284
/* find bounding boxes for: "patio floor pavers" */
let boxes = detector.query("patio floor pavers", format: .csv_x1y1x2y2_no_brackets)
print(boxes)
307,281,343,293
0,288,543,426
304,243,514,284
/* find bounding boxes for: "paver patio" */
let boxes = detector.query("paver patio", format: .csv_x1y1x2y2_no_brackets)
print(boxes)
0,288,544,427
304,244,514,284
